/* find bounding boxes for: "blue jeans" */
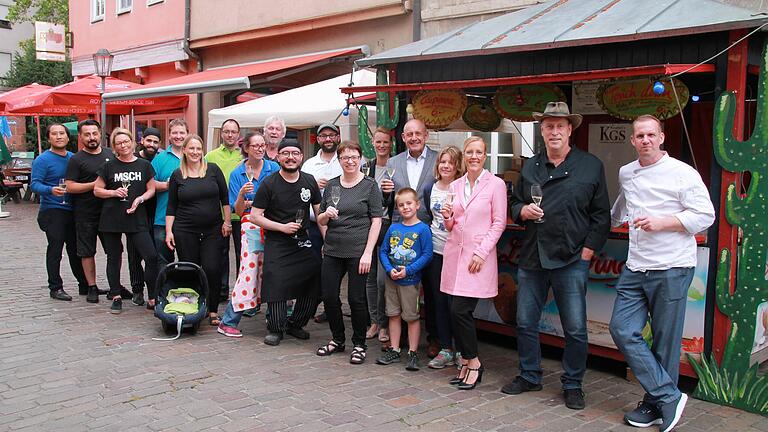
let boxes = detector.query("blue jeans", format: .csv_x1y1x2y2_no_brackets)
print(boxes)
153,225,175,270
517,259,589,390
609,267,693,405
221,301,243,328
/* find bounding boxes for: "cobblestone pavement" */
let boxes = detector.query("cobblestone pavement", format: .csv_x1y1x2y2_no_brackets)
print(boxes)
1,200,766,431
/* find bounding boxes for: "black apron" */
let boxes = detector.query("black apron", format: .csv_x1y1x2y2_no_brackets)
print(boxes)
260,232,320,302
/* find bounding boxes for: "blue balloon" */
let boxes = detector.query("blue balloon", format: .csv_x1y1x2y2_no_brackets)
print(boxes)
653,81,665,95
342,107,350,116
691,95,700,102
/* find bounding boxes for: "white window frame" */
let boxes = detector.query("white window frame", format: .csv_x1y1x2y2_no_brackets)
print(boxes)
91,0,105,22
147,0,164,5
116,0,133,14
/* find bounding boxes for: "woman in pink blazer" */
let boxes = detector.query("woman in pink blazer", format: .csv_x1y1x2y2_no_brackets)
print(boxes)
440,136,507,390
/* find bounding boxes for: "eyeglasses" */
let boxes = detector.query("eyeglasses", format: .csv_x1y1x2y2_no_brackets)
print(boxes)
279,151,301,157
115,140,132,147
318,134,338,140
248,143,266,149
340,155,360,162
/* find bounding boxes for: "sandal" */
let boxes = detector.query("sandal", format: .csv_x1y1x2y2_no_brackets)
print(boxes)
365,324,379,339
378,328,390,343
316,340,345,356
208,315,221,326
349,346,367,364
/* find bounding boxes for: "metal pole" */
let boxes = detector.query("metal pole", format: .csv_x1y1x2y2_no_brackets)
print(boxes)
100,76,107,147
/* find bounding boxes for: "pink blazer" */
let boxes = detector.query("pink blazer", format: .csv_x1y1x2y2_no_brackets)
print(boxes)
440,170,507,298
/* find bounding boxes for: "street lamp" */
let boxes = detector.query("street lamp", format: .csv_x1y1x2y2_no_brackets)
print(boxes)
92,48,114,146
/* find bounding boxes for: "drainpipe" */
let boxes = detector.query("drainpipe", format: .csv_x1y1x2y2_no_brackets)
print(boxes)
184,0,204,137
411,0,421,42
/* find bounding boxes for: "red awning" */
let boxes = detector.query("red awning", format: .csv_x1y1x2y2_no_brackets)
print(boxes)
6,75,188,115
0,83,53,115
102,46,368,101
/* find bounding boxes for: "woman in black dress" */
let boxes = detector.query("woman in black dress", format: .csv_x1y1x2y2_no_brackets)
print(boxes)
316,141,383,364
165,134,232,325
93,128,157,314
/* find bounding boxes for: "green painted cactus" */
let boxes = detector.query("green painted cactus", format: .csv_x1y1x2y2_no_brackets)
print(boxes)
358,105,374,160
359,68,400,160
690,41,768,415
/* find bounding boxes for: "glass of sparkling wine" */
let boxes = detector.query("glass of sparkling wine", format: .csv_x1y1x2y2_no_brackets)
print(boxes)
121,179,130,202
331,185,341,208
446,192,455,205
386,166,395,179
531,184,544,223
59,178,67,204
294,209,304,239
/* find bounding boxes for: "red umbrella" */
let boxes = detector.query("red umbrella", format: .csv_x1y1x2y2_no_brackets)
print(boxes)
0,83,52,115
5,75,188,115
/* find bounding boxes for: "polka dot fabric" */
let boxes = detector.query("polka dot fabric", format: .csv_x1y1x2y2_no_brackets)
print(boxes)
231,219,263,312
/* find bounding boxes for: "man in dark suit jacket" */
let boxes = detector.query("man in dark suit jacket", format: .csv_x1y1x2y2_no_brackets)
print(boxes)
381,118,440,356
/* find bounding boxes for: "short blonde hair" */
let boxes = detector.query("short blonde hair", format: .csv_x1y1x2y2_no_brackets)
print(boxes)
110,128,135,150
179,134,208,179
433,145,464,180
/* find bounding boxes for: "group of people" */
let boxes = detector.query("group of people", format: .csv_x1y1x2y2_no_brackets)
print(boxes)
30,100,714,432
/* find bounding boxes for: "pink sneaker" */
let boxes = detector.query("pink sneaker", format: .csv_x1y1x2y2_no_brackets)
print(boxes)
217,324,243,338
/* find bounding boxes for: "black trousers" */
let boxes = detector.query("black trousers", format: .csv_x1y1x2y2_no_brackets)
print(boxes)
126,236,145,293
101,231,158,299
219,220,241,295
37,209,87,292
422,254,454,349
266,295,316,334
174,228,224,314
322,255,368,348
450,295,480,360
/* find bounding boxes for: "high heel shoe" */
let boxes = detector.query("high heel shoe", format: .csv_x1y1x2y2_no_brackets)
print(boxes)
449,364,469,385
457,366,484,390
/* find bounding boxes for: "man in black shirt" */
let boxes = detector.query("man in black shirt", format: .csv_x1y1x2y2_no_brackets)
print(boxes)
65,120,120,302
126,127,161,306
251,139,322,346
503,102,610,410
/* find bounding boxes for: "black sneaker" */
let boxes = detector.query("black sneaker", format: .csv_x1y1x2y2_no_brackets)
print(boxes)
131,292,145,306
658,393,687,432
625,401,662,428
405,351,420,371
564,388,586,410
110,298,123,314
264,332,283,346
376,348,401,365
285,327,310,340
500,376,543,395
50,289,72,301
86,286,100,303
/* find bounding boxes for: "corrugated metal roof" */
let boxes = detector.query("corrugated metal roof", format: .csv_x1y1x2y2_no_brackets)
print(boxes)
358,0,768,66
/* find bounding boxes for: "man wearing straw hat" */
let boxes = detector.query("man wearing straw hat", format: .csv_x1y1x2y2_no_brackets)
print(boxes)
505,101,610,410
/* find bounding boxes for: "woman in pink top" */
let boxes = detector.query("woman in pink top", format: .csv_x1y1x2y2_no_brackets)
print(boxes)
440,136,507,390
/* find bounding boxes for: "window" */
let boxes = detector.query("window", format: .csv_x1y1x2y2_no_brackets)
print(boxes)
91,0,105,22
0,20,11,30
116,0,133,14
147,0,164,5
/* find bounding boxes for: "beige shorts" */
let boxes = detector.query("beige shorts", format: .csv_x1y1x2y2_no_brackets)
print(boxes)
384,277,420,322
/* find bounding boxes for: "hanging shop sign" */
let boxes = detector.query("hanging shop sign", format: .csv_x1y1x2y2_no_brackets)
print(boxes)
597,78,689,120
492,84,567,122
462,100,501,132
411,90,467,129
572,80,609,115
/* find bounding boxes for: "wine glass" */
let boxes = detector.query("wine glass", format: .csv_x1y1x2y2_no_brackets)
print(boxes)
386,166,396,179
58,178,67,204
121,179,131,202
245,164,254,182
445,192,456,205
293,209,305,239
531,184,544,223
331,186,341,208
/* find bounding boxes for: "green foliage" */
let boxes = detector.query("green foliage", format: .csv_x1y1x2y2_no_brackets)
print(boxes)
6,0,69,27
689,353,768,414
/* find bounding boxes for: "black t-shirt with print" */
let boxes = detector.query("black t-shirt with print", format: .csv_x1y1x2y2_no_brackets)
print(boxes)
253,171,321,242
96,157,155,233
65,147,114,220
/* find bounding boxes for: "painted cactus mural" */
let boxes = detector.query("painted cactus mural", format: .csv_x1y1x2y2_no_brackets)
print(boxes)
359,68,400,160
688,41,768,415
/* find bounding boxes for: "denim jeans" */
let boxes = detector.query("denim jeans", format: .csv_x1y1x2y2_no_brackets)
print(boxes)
221,301,243,328
153,225,175,271
517,259,589,390
609,267,693,405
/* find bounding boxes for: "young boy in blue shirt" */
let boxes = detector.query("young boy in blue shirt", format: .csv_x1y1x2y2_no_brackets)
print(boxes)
376,187,433,371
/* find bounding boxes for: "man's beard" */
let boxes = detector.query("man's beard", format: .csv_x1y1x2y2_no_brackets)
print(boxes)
281,165,299,173
84,140,100,149
143,146,158,155
321,143,337,154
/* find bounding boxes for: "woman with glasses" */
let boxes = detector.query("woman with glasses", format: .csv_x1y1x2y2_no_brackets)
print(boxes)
316,141,383,364
217,132,280,338
93,128,157,314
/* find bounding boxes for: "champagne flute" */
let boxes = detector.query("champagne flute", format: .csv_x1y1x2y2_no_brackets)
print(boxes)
245,163,254,182
531,184,544,223
293,209,305,239
121,179,131,202
445,192,456,205
331,186,341,208
386,166,396,179
58,178,67,204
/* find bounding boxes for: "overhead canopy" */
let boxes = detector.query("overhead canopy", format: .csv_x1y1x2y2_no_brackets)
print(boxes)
0,83,52,116
358,0,768,66
104,46,369,102
5,75,188,115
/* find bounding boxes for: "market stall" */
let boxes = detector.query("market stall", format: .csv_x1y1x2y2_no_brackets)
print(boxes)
342,0,768,415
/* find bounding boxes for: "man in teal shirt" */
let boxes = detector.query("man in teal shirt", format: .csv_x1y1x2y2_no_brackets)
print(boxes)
151,118,188,273
205,118,245,302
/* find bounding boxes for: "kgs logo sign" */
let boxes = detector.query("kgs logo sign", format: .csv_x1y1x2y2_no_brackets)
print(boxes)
589,124,632,146
600,126,627,142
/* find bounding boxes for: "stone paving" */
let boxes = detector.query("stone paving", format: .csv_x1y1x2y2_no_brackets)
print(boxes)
1,200,766,431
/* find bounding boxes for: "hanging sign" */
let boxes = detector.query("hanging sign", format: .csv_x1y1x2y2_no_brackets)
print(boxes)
572,80,609,115
493,84,566,122
462,100,501,132
597,78,689,120
35,21,66,62
411,90,467,129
